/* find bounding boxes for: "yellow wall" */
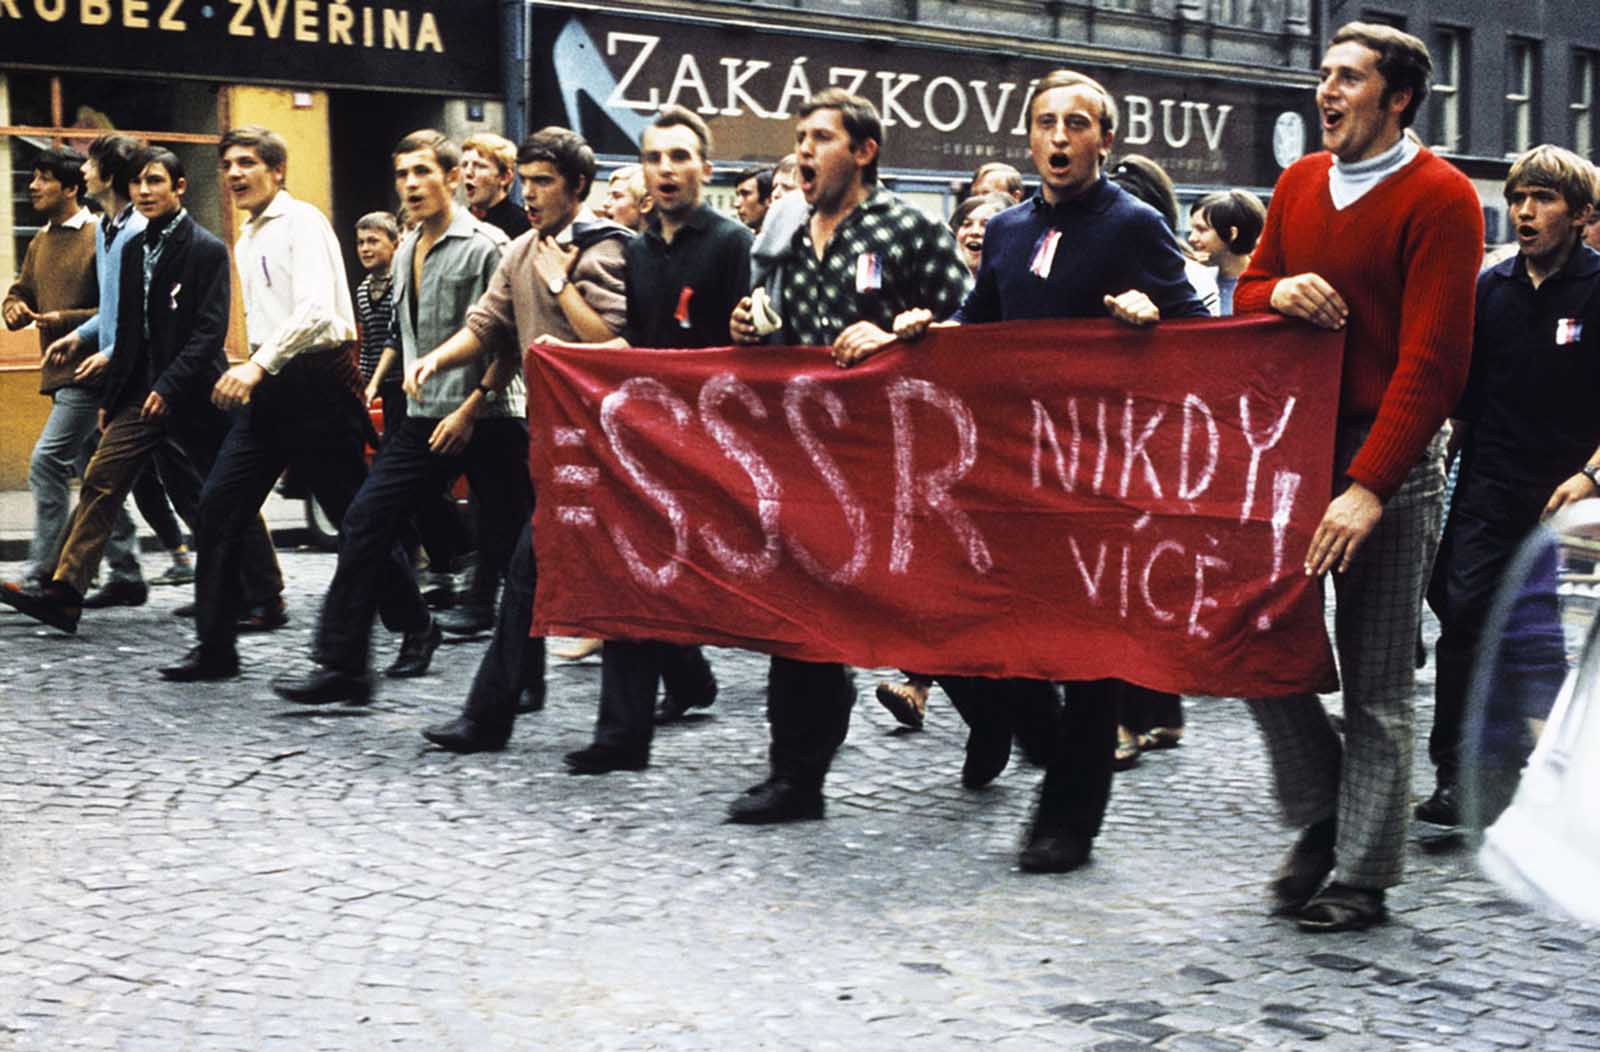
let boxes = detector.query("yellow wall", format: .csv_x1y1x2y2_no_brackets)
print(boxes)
225,86,333,216
1,330,49,490
218,86,333,365
1,85,335,489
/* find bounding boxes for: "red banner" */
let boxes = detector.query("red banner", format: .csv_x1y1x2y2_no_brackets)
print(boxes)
527,315,1344,697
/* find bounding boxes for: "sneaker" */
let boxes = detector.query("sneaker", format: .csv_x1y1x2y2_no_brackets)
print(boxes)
149,556,195,587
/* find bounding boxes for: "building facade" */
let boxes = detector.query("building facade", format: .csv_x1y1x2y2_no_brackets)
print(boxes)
0,0,504,485
1349,1,1598,242
513,0,1327,216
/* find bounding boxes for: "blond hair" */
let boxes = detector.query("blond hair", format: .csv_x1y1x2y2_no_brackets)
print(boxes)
1505,144,1600,216
461,132,516,176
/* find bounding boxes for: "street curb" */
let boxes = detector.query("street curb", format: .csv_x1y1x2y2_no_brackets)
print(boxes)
0,526,322,564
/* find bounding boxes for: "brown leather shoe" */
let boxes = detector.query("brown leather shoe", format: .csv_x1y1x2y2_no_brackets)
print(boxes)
237,597,289,633
0,579,83,634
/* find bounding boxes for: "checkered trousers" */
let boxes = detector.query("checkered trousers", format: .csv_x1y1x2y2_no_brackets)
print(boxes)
1246,421,1448,890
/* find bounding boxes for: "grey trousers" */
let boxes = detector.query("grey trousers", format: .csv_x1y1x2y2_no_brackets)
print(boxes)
27,386,141,585
1246,423,1447,891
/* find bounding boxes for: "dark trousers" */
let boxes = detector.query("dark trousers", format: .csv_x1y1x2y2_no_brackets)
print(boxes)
196,359,368,656
592,641,717,756
1117,687,1184,734
315,414,532,673
1427,472,1546,784
1034,679,1121,839
57,403,278,603
937,675,1062,764
378,379,467,572
767,657,855,788
131,462,187,553
462,520,545,733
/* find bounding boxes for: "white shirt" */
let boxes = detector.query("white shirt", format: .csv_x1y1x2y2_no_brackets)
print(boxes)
234,189,357,374
50,206,93,231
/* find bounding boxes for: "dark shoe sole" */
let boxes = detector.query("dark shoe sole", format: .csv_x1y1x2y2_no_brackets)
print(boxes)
82,587,149,609
725,800,825,824
1018,837,1092,874
159,661,240,682
1296,885,1387,932
272,681,372,706
655,696,716,724
422,730,508,753
237,612,289,634
874,681,927,730
0,583,82,634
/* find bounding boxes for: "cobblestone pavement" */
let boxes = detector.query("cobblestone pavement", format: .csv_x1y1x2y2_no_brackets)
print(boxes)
3,549,1599,1051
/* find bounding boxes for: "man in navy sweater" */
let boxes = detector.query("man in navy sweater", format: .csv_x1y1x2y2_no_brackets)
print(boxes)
899,69,1207,873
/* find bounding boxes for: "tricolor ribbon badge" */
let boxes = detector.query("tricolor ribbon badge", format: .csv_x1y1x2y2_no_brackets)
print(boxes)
855,252,883,293
1556,318,1584,346
1029,229,1061,280
675,286,695,328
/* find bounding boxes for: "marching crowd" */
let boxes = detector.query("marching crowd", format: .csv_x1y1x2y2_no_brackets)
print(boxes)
6,21,1600,936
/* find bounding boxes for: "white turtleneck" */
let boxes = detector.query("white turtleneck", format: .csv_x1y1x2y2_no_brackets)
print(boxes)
1328,134,1420,210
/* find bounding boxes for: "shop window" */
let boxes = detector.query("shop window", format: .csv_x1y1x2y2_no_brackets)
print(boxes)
1,71,224,283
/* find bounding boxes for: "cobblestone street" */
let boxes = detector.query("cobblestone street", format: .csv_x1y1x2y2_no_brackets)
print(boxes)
3,548,1599,1050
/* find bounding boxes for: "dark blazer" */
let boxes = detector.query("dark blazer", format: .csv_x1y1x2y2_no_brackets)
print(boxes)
105,210,231,413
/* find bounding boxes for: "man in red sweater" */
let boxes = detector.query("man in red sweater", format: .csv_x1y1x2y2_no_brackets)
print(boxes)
1235,22,1483,932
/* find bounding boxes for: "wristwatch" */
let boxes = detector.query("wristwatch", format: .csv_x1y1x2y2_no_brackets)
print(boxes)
475,382,498,403
1582,465,1600,491
547,274,567,296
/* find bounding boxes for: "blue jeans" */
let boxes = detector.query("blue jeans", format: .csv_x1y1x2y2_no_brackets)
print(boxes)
28,386,141,585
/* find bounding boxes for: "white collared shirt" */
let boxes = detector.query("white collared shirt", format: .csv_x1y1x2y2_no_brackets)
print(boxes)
50,206,93,232
234,189,357,373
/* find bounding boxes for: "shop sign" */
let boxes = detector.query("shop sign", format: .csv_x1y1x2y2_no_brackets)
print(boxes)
0,0,499,95
527,6,1314,187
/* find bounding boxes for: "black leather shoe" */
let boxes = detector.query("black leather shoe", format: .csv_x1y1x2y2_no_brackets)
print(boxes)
563,744,649,775
725,777,825,823
158,646,240,682
82,578,149,609
516,688,545,714
172,602,197,618
237,597,289,633
272,666,372,706
436,603,493,636
385,619,442,678
1018,832,1093,873
0,579,83,634
961,718,1013,788
422,716,508,753
655,685,718,724
1414,781,1460,826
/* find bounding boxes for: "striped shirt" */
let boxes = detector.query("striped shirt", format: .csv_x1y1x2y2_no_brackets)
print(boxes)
354,271,395,381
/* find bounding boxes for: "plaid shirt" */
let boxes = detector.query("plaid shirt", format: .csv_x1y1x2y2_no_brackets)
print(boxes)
778,188,970,346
